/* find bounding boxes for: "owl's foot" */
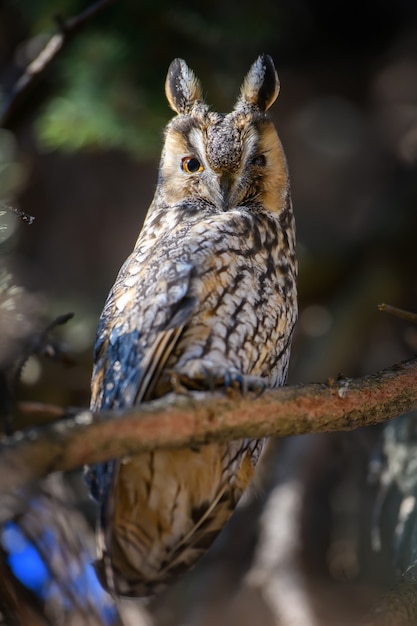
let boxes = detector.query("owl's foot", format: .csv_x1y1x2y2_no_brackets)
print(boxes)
170,362,266,396
223,370,266,396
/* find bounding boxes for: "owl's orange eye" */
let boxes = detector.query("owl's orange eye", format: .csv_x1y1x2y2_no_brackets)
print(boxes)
181,156,204,174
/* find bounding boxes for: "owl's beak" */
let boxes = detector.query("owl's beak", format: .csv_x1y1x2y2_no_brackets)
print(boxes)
219,172,233,211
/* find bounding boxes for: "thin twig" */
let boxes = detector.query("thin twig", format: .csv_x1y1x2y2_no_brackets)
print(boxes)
378,303,417,324
0,0,116,129
17,401,81,422
0,357,416,494
13,312,75,391
3,312,74,437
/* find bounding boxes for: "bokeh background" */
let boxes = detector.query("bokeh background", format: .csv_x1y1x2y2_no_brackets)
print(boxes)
1,1,417,624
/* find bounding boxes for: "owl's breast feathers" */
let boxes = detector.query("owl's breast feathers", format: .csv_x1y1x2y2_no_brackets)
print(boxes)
87,54,297,596
91,201,295,418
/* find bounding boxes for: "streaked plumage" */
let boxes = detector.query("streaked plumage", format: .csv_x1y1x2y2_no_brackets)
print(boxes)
87,54,297,596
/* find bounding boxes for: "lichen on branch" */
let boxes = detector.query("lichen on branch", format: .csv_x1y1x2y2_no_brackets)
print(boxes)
0,357,416,495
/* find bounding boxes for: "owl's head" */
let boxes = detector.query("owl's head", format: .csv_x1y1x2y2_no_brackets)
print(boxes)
158,55,289,215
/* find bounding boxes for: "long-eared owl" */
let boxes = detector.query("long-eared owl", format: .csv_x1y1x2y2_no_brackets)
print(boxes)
87,54,297,596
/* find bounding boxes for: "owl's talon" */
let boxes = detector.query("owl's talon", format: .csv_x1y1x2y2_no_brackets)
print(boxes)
169,371,190,395
223,370,235,389
175,364,266,396
201,365,217,391
221,369,266,395
228,373,267,397
252,378,265,396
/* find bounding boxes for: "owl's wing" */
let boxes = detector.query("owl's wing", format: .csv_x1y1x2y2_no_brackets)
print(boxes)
91,248,196,410
86,250,196,502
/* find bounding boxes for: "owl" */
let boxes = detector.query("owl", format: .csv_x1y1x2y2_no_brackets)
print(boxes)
87,54,297,597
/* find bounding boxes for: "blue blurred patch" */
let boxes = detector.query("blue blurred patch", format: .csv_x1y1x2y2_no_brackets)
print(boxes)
3,522,48,596
2,520,117,625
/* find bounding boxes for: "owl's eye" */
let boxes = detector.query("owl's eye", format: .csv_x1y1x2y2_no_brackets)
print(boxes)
251,154,267,167
182,156,204,174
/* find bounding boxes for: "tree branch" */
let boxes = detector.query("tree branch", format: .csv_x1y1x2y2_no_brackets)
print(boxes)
1,358,416,495
0,0,115,129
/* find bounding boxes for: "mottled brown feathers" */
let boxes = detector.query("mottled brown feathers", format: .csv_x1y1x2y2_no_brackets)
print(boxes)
165,58,205,115
238,53,280,112
87,55,297,597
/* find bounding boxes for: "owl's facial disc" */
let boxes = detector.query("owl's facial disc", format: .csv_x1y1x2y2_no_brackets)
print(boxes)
185,117,255,210
161,105,288,214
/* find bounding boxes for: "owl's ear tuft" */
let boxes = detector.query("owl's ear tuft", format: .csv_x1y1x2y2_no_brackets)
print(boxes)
237,54,280,112
165,59,204,114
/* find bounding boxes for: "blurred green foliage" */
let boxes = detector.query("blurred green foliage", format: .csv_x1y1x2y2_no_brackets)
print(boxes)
14,0,288,158
35,33,169,155
0,129,25,198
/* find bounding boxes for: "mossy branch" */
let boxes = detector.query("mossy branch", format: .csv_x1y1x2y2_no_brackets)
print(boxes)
1,357,416,495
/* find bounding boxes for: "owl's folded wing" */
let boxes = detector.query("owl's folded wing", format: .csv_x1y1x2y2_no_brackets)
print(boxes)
90,251,195,413
86,256,196,503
